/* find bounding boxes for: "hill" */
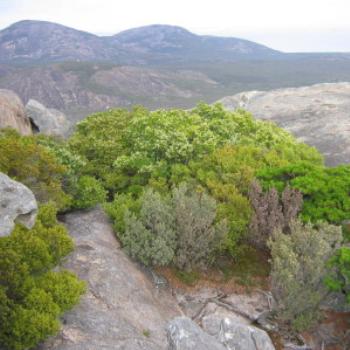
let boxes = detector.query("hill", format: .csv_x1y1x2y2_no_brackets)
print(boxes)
0,20,280,64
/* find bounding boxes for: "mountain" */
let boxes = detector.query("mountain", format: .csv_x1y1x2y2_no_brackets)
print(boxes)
218,82,350,166
0,20,281,64
109,24,281,63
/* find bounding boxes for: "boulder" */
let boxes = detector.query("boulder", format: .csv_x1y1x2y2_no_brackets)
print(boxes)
217,317,275,350
39,207,181,350
0,172,37,236
219,82,350,166
167,317,226,350
26,99,70,136
0,89,32,135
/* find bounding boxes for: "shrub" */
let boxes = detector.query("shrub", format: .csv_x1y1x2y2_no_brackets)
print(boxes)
325,247,350,304
249,180,302,249
0,129,71,210
122,189,176,266
0,203,85,350
172,183,228,271
258,162,350,224
269,220,343,331
71,175,107,209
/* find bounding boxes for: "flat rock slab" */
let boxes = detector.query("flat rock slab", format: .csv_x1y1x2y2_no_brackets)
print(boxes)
39,207,181,350
219,82,350,166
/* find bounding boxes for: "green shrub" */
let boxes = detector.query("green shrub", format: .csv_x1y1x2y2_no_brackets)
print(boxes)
71,175,107,209
258,162,350,224
325,247,350,303
122,189,176,266
172,183,228,271
0,203,85,350
0,129,71,210
269,220,343,331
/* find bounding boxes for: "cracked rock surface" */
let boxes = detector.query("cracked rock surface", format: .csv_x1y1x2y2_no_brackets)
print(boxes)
39,207,181,350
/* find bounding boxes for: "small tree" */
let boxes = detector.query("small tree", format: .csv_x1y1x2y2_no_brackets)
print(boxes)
269,220,342,331
172,183,228,271
249,180,302,249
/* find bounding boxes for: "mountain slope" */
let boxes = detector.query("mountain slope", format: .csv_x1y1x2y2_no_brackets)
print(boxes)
0,20,281,64
109,24,281,63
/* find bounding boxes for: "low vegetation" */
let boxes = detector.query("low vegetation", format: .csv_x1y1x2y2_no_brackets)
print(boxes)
0,204,85,350
1,102,350,344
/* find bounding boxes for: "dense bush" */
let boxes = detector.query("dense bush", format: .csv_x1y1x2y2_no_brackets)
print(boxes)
269,220,343,331
118,184,227,271
325,246,350,304
122,189,176,266
72,104,321,255
0,129,71,210
258,162,350,223
0,203,85,350
38,135,107,209
172,183,228,271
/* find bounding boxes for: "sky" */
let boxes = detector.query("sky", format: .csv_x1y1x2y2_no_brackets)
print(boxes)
0,0,349,52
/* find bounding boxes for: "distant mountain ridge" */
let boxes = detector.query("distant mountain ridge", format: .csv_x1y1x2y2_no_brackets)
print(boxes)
0,20,281,64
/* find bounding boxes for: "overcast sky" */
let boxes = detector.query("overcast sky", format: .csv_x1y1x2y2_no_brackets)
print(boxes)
0,0,349,52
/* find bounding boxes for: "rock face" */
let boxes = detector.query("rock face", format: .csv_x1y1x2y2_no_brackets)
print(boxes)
167,316,275,350
25,99,70,136
219,82,350,166
167,317,226,350
0,89,32,135
0,172,37,236
39,208,181,350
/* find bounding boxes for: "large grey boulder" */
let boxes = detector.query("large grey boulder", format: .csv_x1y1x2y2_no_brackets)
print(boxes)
26,99,70,136
39,207,181,350
167,317,226,350
218,82,350,166
217,318,275,350
0,172,37,236
0,89,32,135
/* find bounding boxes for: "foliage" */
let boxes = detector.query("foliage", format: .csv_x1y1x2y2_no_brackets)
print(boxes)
325,247,350,303
38,135,106,209
172,183,228,271
122,189,176,266
258,162,350,223
0,203,85,350
72,104,321,255
119,184,227,271
269,220,343,331
0,129,71,210
249,180,303,249
70,175,107,209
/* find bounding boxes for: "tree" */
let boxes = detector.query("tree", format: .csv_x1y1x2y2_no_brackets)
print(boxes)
269,220,342,331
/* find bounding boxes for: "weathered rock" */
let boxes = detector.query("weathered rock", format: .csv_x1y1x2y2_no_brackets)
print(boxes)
39,207,181,350
26,99,70,136
167,317,226,350
217,318,276,350
0,89,32,135
219,83,350,166
0,172,37,236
